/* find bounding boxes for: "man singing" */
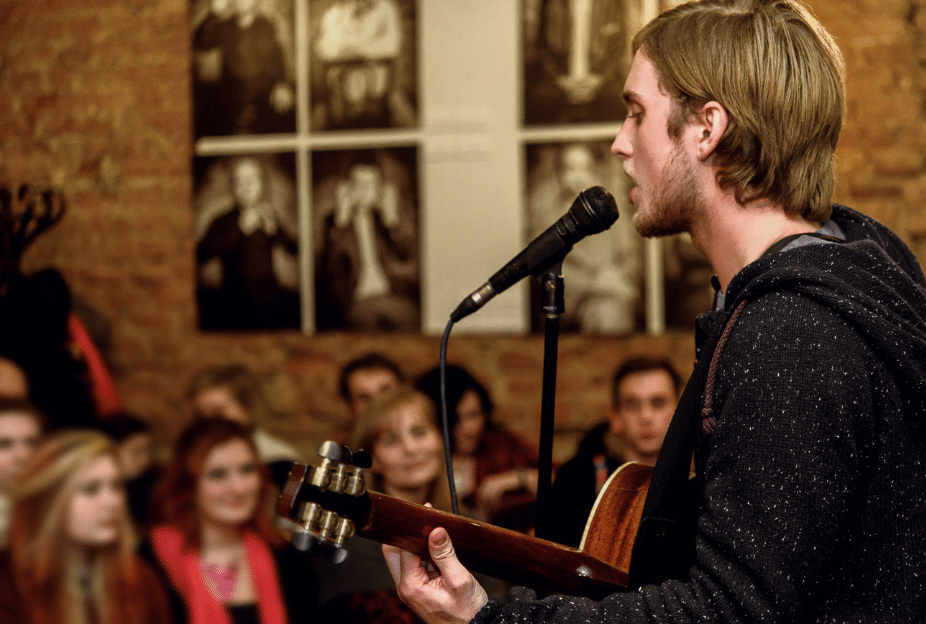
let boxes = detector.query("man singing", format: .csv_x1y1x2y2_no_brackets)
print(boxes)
382,0,926,621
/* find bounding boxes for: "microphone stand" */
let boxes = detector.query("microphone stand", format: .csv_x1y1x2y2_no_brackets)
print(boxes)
532,256,566,541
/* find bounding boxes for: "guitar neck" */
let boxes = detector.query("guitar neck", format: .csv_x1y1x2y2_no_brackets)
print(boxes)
358,492,628,599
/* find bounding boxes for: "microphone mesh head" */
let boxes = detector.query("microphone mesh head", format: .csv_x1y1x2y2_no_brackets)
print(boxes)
561,186,619,242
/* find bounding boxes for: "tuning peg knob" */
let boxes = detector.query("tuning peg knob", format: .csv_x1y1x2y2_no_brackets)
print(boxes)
290,529,319,554
351,450,372,469
315,441,344,462
319,539,349,565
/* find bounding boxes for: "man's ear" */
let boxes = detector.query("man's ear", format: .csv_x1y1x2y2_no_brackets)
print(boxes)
696,101,728,162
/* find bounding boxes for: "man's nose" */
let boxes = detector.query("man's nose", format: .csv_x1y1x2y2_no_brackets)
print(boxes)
611,125,632,160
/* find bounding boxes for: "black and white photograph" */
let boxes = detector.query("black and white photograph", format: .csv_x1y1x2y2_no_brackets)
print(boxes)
309,0,418,131
525,139,643,334
190,0,297,138
312,147,420,331
194,153,301,330
522,0,640,126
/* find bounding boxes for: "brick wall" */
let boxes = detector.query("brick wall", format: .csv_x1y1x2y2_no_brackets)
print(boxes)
0,0,923,461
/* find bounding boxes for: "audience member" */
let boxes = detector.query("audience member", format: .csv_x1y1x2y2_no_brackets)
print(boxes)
0,398,44,549
416,364,539,532
547,356,681,547
0,268,107,429
99,412,161,529
316,386,500,623
187,364,303,486
0,356,29,399
145,417,317,624
335,351,404,443
0,429,171,623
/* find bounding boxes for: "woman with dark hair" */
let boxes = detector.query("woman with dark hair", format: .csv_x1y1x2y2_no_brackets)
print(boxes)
145,417,316,624
0,429,171,623
416,365,540,532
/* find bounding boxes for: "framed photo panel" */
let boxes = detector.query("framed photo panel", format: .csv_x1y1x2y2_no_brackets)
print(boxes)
311,146,421,331
524,139,644,334
522,0,644,126
308,0,418,131
193,152,301,330
190,0,297,138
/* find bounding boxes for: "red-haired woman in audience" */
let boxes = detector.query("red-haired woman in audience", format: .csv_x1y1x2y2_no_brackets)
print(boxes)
144,417,316,624
0,429,171,623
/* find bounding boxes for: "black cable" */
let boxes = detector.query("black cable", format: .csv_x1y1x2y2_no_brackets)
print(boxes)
439,318,460,515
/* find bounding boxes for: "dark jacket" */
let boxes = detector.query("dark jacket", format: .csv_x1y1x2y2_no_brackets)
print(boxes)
547,423,624,548
474,205,926,623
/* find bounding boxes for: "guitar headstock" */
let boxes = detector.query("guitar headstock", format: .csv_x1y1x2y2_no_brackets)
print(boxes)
276,441,373,564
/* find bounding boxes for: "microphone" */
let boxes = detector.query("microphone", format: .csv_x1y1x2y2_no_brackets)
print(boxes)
450,185,619,322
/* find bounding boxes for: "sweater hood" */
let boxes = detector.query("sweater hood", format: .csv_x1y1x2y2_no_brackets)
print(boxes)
724,204,926,418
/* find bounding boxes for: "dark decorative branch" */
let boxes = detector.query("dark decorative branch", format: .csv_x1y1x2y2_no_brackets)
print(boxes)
0,184,67,293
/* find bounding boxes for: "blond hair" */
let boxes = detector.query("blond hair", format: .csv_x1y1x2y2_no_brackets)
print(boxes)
9,429,142,624
350,385,453,512
634,0,845,222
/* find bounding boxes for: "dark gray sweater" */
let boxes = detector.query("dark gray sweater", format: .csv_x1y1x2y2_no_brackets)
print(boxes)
474,205,926,623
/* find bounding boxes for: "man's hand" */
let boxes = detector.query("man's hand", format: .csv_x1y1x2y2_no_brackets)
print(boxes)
383,526,489,624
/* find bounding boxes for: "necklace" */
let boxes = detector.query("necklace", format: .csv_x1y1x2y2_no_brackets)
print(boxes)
202,557,241,600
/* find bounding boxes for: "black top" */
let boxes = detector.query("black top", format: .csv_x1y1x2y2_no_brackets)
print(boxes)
227,603,260,624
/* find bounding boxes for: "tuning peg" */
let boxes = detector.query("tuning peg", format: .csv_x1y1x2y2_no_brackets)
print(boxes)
351,450,373,469
290,529,319,554
332,515,356,545
319,539,349,565
342,468,365,496
310,443,343,490
299,500,322,529
315,441,344,461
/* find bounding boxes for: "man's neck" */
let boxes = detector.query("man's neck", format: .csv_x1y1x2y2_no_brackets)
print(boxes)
690,192,821,293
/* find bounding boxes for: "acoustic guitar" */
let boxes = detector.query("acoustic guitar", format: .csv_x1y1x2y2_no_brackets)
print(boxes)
276,441,651,599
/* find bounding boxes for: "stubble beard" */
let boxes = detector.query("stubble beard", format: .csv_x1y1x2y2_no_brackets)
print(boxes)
632,141,702,238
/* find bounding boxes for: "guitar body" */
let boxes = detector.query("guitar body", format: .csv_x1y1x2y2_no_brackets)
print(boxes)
581,462,652,572
277,451,651,599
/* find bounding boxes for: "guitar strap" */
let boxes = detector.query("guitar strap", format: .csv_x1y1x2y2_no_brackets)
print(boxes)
627,299,748,589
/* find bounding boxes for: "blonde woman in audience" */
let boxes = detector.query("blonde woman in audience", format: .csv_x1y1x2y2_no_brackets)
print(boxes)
145,417,317,624
315,385,501,623
0,429,171,623
0,398,44,549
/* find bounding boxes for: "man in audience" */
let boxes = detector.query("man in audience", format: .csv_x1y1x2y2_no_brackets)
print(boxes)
547,356,680,547
99,412,160,528
336,352,404,443
0,398,44,548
